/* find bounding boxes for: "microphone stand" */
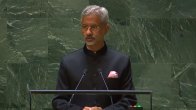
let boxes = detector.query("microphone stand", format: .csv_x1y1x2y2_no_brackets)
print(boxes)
68,69,87,105
98,69,114,107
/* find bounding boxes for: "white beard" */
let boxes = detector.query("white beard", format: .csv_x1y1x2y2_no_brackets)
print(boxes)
84,36,96,46
85,41,96,46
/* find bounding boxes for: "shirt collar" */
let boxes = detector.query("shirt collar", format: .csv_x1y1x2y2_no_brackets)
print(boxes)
83,42,107,56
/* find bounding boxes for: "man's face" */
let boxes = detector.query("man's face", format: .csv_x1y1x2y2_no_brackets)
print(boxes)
81,15,109,46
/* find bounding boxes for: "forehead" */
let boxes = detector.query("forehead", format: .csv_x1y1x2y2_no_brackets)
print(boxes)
81,15,102,25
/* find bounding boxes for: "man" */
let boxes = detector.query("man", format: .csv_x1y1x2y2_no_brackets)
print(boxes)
52,5,137,110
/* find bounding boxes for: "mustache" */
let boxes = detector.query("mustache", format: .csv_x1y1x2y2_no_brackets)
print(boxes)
85,35,95,39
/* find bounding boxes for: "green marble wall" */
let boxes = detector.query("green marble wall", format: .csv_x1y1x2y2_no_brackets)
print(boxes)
0,0,196,109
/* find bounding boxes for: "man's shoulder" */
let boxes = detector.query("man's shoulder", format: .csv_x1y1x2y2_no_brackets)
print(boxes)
108,48,129,59
62,48,83,60
106,48,131,66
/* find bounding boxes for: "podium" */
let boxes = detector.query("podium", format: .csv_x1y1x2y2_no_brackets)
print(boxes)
29,90,152,110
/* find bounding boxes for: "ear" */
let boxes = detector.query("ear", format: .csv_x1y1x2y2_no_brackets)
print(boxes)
105,23,110,33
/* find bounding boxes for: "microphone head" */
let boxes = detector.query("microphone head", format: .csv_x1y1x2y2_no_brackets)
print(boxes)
83,69,88,75
97,68,102,73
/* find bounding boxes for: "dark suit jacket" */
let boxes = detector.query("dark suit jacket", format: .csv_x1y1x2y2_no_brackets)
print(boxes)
52,44,137,110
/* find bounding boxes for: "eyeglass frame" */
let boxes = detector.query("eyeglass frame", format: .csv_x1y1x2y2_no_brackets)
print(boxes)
81,23,105,32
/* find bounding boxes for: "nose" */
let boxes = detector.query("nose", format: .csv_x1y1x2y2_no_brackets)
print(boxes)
86,27,92,35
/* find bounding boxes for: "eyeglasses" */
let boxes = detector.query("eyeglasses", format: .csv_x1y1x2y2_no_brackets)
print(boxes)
81,24,101,32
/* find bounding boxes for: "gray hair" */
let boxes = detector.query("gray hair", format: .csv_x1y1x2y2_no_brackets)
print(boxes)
81,5,109,23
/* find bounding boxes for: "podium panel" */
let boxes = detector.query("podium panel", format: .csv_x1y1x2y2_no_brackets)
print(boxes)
29,90,152,110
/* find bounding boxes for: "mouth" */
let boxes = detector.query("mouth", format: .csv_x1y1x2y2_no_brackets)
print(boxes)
85,36,95,42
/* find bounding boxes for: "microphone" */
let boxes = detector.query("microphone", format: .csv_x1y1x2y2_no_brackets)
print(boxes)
98,69,114,105
68,69,87,104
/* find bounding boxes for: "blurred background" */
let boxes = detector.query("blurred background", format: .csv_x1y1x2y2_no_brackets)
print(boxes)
0,0,196,109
